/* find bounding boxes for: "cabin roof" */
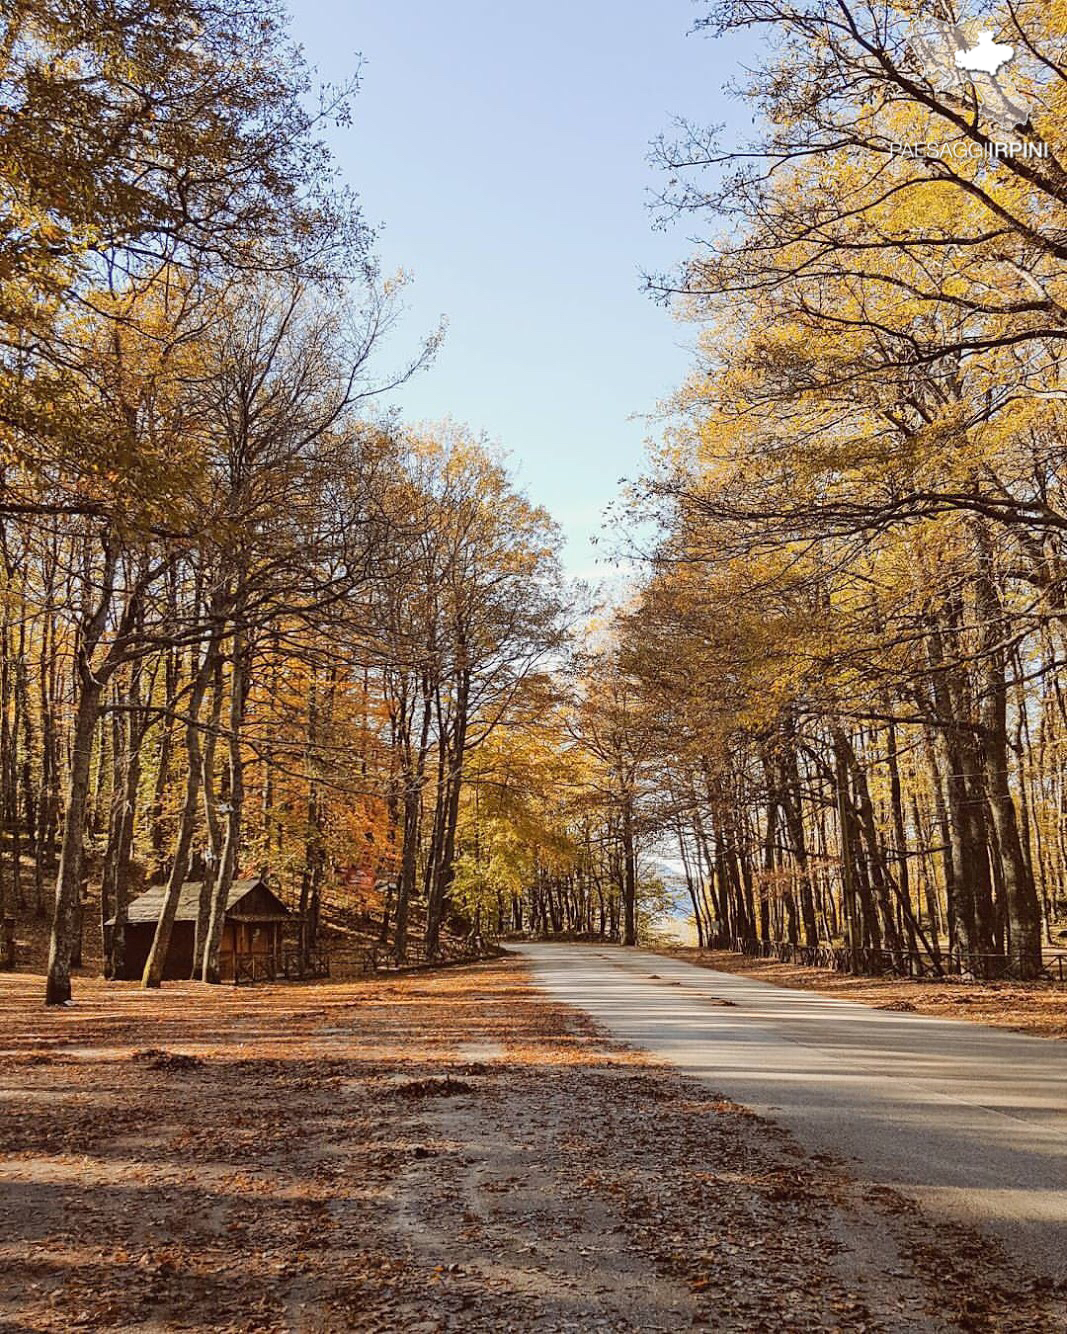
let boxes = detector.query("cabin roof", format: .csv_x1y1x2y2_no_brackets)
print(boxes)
111,878,289,926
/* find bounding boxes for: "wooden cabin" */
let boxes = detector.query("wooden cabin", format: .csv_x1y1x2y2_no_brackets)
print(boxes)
108,877,291,981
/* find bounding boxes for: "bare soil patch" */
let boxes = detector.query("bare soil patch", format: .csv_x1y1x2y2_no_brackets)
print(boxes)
0,957,1062,1331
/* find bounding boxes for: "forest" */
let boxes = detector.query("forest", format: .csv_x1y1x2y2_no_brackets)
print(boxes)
4,0,1067,1010
0,0,668,1005
452,0,1067,984
5,3,1067,1331
606,0,1067,982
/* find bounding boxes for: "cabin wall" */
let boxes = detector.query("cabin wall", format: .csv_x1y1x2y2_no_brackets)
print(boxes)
118,925,152,981
116,922,195,981
162,922,196,979
218,922,238,981
235,883,289,917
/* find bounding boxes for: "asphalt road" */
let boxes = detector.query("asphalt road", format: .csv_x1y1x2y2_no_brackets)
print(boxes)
514,942,1067,1282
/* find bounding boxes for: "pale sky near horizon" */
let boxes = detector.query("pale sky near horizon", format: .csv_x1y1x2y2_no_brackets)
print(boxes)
293,2,755,579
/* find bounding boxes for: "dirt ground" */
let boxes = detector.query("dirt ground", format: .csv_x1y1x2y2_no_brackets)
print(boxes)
662,948,1067,1041
1,957,1064,1332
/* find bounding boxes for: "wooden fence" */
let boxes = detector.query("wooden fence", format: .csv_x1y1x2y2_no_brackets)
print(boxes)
232,948,331,985
339,938,499,976
225,935,500,985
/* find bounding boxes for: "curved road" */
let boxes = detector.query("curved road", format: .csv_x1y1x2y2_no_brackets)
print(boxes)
514,942,1067,1282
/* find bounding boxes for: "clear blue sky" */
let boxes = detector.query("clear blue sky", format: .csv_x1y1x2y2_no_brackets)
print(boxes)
294,2,753,578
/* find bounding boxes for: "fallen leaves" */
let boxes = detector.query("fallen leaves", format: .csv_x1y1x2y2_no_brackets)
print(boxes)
0,960,1064,1332
131,1048,205,1071
385,1075,473,1099
666,949,1067,1039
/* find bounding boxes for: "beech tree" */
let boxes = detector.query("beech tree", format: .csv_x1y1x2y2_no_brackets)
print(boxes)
591,0,1067,979
1,0,369,520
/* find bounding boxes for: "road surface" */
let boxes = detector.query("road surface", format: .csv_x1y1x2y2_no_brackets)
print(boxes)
514,942,1067,1282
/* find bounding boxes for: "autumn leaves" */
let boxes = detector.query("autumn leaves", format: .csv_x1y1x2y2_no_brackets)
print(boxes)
612,1,1067,972
0,4,566,999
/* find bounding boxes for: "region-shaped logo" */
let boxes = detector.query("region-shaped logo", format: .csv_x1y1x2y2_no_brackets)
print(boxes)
955,30,1014,77
911,21,1033,132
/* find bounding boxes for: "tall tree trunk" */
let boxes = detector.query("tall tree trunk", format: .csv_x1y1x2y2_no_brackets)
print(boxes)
779,735,818,946
193,650,224,976
393,780,421,961
45,539,123,1005
974,526,1043,978
621,793,637,946
45,675,104,1004
392,683,432,963
426,671,470,955
142,638,217,988
202,628,248,984
834,733,861,971
101,693,126,977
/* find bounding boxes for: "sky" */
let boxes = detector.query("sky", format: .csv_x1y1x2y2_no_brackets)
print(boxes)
293,2,755,579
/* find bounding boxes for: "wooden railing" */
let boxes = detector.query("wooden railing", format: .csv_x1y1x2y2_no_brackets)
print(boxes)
281,948,330,980
227,936,497,984
352,937,498,975
231,948,330,985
